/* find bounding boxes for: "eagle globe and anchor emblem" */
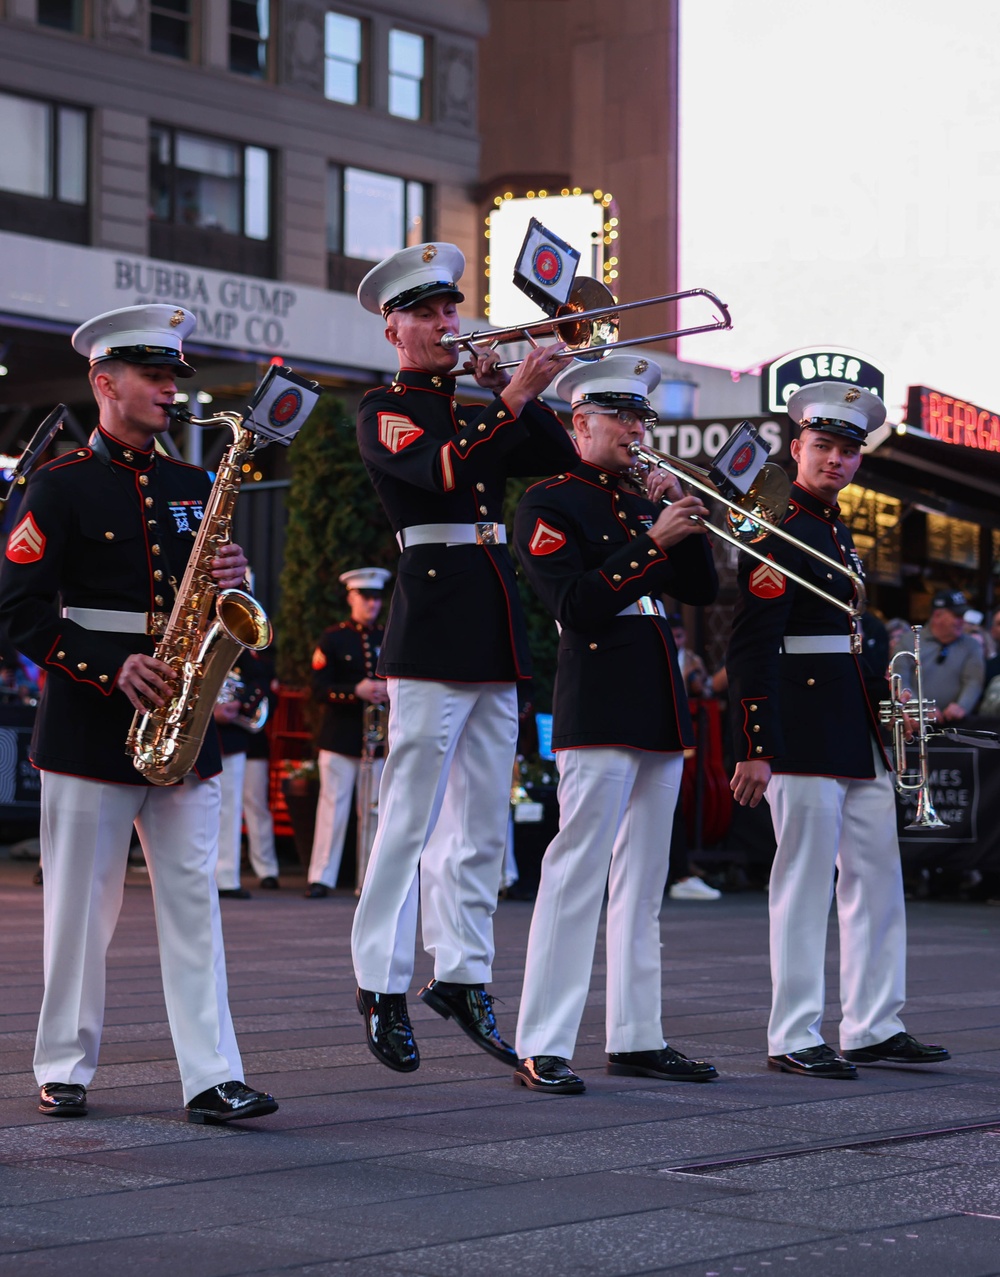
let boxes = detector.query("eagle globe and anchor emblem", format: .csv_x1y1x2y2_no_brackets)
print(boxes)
268,388,303,428
531,245,563,286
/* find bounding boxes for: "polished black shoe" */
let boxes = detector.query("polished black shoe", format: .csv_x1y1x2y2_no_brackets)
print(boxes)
218,887,252,899
356,988,420,1072
304,883,329,899
186,1080,278,1124
607,1045,719,1083
38,1083,87,1117
418,979,518,1067
842,1032,951,1065
768,1044,858,1079
514,1056,586,1094
32,867,43,886
258,876,280,890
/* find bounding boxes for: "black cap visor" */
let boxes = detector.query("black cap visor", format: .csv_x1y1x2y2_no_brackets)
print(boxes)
579,390,657,423
92,346,196,378
799,416,866,443
383,281,465,317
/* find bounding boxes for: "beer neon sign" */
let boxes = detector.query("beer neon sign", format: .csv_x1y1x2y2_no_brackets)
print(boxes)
906,386,1000,452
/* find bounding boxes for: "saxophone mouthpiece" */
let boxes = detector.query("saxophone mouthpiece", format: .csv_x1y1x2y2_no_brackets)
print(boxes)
165,403,193,424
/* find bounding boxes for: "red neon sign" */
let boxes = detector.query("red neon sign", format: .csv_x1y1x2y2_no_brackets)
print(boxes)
907,385,1000,452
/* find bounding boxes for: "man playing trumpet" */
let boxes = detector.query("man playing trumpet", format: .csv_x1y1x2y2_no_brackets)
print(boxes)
727,381,949,1079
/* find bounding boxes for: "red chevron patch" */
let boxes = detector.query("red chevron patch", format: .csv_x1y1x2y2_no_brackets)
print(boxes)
528,519,566,556
748,558,786,598
6,512,46,564
378,412,423,453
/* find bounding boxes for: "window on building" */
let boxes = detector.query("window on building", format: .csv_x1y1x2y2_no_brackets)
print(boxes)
388,29,427,120
229,0,270,78
327,164,428,291
324,11,367,105
150,0,194,60
149,124,272,274
0,91,88,243
37,0,85,33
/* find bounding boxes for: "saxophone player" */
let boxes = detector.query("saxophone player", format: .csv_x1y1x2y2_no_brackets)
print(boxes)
0,305,278,1124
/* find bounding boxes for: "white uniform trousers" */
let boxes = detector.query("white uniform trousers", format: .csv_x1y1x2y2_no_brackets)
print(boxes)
351,678,518,993
35,771,243,1104
306,751,385,888
242,758,279,880
516,747,684,1061
765,745,907,1056
216,751,247,891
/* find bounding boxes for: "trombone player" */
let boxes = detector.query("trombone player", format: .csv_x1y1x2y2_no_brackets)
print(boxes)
727,381,949,1079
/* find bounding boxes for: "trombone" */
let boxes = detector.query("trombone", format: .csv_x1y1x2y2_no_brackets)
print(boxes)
626,441,867,638
442,278,732,370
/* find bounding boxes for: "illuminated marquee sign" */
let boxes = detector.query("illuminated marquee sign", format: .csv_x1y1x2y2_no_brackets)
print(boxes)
906,385,1000,452
764,347,885,414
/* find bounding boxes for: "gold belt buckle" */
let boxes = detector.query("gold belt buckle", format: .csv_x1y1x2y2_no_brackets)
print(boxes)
850,632,862,655
475,521,500,546
148,612,169,636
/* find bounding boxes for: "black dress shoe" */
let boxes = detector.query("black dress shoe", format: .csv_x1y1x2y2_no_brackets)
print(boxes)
258,876,280,890
514,1056,585,1094
418,979,518,1067
38,1083,87,1116
768,1044,858,1079
356,988,420,1072
218,887,252,899
186,1080,278,1124
842,1032,951,1065
32,867,43,886
607,1045,719,1083
304,883,329,899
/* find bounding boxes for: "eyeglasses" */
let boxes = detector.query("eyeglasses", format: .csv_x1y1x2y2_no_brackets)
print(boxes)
583,408,653,429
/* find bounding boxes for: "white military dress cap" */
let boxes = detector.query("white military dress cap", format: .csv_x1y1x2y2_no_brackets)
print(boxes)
358,243,466,317
554,352,662,421
339,567,393,592
72,304,197,378
786,380,886,443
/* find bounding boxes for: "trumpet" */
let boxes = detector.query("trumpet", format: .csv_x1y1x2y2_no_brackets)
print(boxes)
626,442,867,639
442,278,732,370
879,627,945,829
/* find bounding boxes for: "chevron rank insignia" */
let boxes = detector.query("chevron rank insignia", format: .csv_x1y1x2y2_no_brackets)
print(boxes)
5,512,46,564
378,412,423,453
311,647,327,671
528,519,566,556
748,558,786,599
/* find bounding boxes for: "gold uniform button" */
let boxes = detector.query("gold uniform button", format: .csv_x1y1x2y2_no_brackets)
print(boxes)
104,531,114,540
99,674,108,683
476,483,485,493
749,703,758,711
57,650,65,659
393,384,404,394
431,376,441,387
77,662,87,671
452,399,458,409
807,677,816,686
753,724,761,732
123,450,134,461
77,450,86,457
459,439,467,447
428,569,437,578
479,505,488,515
145,497,154,508
755,745,763,754
154,570,163,581
155,595,164,605
648,548,657,556
139,475,148,486
613,574,621,582
630,561,638,569
151,544,161,555
589,642,598,650
478,423,487,432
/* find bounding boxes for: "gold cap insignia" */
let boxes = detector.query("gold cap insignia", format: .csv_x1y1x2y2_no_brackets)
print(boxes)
169,309,185,328
422,245,437,262
634,360,649,374
844,389,861,402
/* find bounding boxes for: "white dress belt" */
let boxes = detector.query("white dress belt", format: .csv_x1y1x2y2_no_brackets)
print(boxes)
617,597,666,618
397,522,506,549
62,606,157,635
783,634,853,654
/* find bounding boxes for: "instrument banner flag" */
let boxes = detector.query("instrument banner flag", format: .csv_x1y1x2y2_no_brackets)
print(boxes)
244,366,322,446
513,218,581,316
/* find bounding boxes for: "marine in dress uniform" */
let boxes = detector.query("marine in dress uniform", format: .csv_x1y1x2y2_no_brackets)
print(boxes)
305,567,390,898
726,381,949,1079
511,355,721,1094
350,242,578,1073
0,305,277,1123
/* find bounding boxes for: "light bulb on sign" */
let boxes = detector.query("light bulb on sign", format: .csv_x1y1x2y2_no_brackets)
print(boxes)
196,391,213,404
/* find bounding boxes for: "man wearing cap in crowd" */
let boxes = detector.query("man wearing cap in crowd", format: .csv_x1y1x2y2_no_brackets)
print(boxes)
0,304,278,1124
306,567,391,898
510,353,721,1094
727,380,949,1079
896,589,985,722
351,241,577,1073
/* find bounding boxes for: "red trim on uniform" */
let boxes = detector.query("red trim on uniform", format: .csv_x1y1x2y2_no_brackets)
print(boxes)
440,443,456,491
739,696,772,759
48,450,92,472
43,635,117,696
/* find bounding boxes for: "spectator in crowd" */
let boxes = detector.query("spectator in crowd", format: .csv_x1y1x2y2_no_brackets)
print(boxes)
897,590,985,722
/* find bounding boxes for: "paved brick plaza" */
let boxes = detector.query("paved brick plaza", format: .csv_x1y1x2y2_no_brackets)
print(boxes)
1,853,999,1276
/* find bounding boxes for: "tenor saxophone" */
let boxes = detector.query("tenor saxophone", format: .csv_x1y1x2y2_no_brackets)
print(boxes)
127,409,272,784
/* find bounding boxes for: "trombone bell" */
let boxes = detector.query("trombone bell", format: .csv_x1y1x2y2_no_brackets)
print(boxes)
552,277,619,356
